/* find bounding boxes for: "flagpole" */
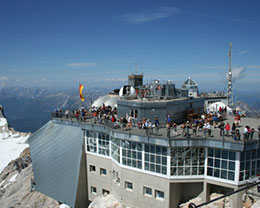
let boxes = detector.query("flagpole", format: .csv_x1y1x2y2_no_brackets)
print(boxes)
79,82,81,109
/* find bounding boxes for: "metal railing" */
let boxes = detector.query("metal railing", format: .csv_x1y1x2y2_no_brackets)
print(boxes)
51,112,260,141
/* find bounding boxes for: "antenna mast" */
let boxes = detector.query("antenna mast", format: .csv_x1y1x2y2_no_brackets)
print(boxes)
134,63,139,74
228,42,233,108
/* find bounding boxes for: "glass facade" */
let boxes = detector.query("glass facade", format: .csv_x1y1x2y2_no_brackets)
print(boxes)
207,148,235,181
98,132,110,156
122,140,142,169
145,144,167,175
240,149,260,181
86,131,97,153
171,147,205,176
86,130,260,184
111,137,120,163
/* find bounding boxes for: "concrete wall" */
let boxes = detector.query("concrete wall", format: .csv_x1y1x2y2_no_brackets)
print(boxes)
169,182,203,208
86,153,170,208
117,98,204,124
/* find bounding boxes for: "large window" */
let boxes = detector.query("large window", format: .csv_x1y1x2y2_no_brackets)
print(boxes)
207,148,235,181
240,150,260,181
122,140,142,169
145,144,167,175
86,131,97,153
171,147,205,176
98,132,110,156
111,137,120,163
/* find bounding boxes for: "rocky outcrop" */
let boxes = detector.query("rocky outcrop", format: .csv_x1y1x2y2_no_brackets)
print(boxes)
0,148,60,208
179,193,231,208
89,194,126,208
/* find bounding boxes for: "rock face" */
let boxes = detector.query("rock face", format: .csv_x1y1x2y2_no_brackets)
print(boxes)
0,148,60,208
89,194,126,208
179,193,231,208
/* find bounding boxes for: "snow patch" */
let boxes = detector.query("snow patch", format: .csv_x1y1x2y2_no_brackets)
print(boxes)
9,173,18,182
0,134,29,173
92,95,119,109
59,204,70,208
0,179,5,186
0,117,7,126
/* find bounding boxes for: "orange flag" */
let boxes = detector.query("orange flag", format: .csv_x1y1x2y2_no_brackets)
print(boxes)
79,84,84,101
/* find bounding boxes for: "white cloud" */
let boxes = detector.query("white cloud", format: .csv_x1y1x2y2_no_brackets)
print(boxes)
238,50,249,56
0,76,8,81
226,67,246,82
121,7,181,23
67,62,97,67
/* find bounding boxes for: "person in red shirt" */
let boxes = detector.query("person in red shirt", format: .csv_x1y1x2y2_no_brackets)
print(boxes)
225,123,231,136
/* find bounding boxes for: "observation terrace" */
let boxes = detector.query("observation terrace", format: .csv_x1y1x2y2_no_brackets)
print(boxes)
51,112,260,151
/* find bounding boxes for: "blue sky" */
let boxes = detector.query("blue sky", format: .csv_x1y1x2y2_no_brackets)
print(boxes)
0,0,260,91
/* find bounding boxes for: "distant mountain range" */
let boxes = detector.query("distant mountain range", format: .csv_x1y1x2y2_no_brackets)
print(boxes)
0,86,259,133
0,86,109,132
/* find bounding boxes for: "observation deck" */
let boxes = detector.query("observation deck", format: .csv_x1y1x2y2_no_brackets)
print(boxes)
51,112,260,151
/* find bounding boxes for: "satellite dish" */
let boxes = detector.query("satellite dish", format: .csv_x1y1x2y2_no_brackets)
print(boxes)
119,85,136,97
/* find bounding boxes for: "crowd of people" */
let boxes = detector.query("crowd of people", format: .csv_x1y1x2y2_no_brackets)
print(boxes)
54,104,260,141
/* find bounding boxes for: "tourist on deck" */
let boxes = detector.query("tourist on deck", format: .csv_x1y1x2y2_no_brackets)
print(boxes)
225,123,231,137
120,116,128,129
212,114,218,128
250,127,255,140
258,125,260,139
234,129,241,140
181,122,186,137
145,119,152,135
65,110,69,118
185,121,190,138
206,122,212,137
111,114,116,123
166,115,172,125
153,117,160,135
172,121,178,136
126,116,132,130
218,121,225,136
203,123,207,138
243,126,249,140
231,123,236,138
137,119,142,129
192,122,197,137
219,106,222,113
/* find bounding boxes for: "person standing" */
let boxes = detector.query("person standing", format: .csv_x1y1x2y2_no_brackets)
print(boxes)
231,123,236,139
218,121,225,136
225,123,231,137
172,121,178,136
192,122,197,137
154,117,160,135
